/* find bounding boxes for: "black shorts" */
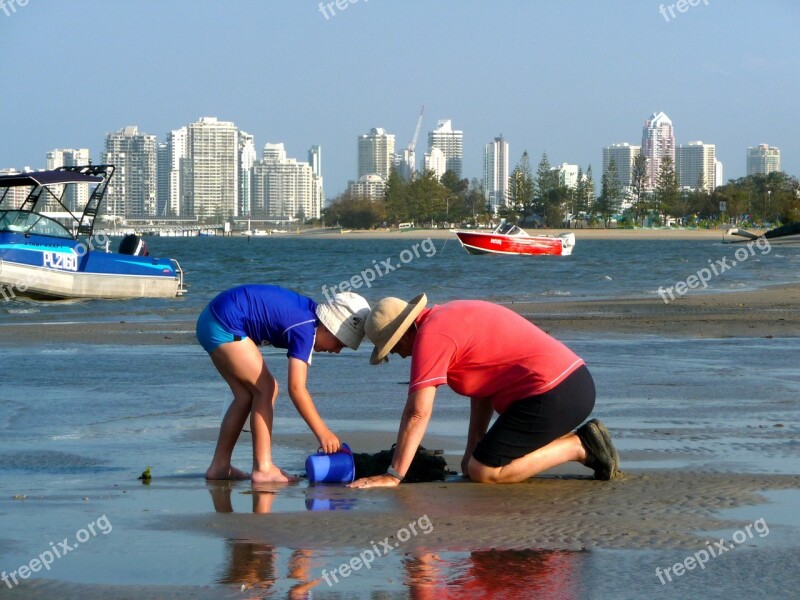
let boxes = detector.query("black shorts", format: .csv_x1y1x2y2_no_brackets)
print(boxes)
472,365,596,468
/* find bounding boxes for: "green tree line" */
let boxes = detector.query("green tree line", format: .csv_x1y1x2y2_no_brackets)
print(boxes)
323,154,800,229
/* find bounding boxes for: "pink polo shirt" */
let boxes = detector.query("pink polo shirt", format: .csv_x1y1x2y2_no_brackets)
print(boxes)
408,301,584,413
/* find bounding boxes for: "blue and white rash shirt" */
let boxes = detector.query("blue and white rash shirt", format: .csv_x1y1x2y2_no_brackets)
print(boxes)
209,285,318,363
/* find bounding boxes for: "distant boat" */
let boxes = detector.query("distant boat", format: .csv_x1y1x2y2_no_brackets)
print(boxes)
723,222,800,245
0,165,186,299
454,223,575,256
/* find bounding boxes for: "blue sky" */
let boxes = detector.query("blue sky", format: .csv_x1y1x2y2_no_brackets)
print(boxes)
1,0,798,196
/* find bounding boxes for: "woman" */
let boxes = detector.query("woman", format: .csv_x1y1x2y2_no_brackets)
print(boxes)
197,284,370,483
349,293,620,488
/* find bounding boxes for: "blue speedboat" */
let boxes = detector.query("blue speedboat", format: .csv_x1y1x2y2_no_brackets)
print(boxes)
0,165,186,300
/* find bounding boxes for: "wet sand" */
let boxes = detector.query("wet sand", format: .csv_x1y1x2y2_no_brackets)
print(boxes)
8,463,800,599
2,284,799,598
4,283,798,345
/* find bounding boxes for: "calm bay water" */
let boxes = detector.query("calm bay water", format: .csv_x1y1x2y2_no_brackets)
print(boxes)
2,234,798,324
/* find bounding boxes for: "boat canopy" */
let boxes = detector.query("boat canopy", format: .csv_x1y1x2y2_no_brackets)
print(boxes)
0,165,114,239
0,171,103,187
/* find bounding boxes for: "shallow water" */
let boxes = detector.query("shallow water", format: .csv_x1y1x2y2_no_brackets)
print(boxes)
1,236,799,597
2,236,799,324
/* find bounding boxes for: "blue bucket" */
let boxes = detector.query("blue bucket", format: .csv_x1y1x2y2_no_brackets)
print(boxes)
305,497,358,511
305,443,355,484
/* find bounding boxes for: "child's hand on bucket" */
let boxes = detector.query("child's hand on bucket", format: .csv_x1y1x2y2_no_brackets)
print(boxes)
317,429,341,454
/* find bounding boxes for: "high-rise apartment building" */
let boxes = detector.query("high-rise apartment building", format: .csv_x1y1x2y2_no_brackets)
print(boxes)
358,128,395,181
252,143,319,221
238,131,256,217
308,145,325,210
553,163,580,189
423,147,447,180
0,168,28,209
746,144,781,175
641,112,675,189
428,119,463,178
156,142,170,217
394,148,416,181
183,117,239,220
45,148,91,211
602,143,640,188
348,174,386,200
715,159,724,188
676,141,717,192
483,135,509,209
162,127,188,217
101,126,157,218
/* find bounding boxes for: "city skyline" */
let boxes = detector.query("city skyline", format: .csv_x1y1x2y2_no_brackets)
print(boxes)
2,111,785,220
1,2,798,198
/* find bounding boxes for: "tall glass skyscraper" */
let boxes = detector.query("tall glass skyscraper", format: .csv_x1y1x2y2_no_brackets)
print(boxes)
641,112,675,189
483,135,509,209
358,128,395,181
746,144,781,175
101,126,157,218
428,119,463,178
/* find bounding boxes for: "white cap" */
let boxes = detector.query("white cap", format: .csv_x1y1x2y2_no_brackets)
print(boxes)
315,292,371,350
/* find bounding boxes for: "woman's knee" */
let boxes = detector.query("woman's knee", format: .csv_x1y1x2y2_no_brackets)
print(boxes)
467,458,499,483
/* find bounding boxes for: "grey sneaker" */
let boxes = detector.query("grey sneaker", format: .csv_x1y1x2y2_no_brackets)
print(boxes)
577,418,622,480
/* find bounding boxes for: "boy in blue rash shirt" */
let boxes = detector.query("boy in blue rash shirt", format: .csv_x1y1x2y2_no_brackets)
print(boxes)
197,285,370,483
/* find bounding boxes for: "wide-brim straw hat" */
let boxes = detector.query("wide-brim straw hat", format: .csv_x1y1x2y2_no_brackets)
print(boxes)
365,293,427,365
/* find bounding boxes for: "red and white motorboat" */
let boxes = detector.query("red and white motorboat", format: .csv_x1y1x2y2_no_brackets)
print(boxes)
454,223,576,256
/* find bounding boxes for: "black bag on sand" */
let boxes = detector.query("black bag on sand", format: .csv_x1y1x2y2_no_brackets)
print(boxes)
352,445,457,482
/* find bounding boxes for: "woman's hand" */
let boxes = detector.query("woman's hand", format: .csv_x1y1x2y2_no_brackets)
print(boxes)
461,452,472,478
316,429,341,454
348,474,401,489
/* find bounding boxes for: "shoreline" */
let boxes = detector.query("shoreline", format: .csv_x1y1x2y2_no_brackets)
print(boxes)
3,283,798,345
300,226,745,241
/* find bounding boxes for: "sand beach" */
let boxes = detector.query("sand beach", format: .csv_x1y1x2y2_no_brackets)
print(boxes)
306,226,744,241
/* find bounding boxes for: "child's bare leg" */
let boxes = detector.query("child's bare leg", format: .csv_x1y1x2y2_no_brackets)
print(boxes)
206,387,251,480
251,367,299,483
206,341,260,480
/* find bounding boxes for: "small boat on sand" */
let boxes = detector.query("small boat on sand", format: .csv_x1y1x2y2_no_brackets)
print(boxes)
722,222,800,245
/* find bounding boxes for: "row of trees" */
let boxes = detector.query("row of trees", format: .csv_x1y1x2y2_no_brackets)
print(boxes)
325,169,493,229
323,153,800,229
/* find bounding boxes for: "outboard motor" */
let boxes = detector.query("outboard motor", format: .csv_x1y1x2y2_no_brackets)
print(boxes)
118,234,149,257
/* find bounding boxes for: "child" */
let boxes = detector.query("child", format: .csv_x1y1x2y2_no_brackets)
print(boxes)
196,284,370,483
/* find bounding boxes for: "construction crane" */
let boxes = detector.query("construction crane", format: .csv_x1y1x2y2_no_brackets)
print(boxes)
408,105,425,154
402,105,424,180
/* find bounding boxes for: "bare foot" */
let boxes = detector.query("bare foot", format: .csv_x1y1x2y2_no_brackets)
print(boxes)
252,465,300,484
205,464,251,480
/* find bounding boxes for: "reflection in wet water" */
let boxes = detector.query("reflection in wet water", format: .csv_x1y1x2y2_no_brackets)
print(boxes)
210,484,321,598
404,549,585,600
208,483,587,598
